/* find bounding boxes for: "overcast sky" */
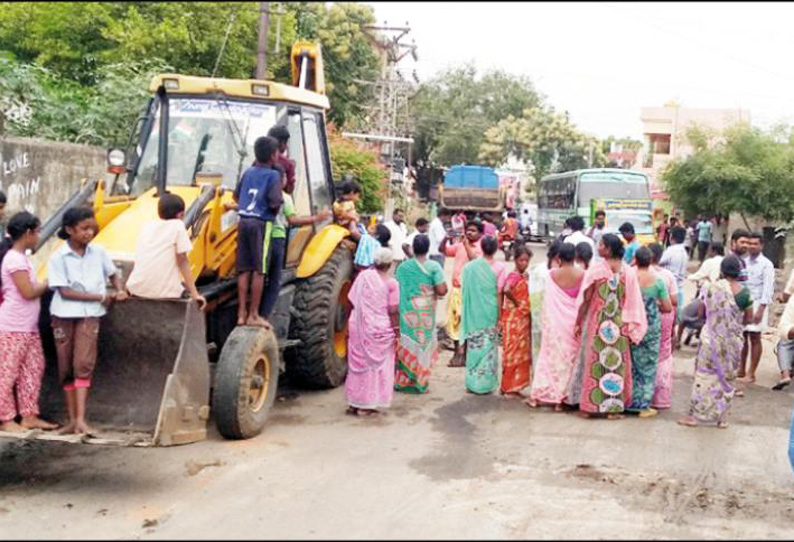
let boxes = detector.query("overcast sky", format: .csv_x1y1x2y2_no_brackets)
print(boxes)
367,2,794,140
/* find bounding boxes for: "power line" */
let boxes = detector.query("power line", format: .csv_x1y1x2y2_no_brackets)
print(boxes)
601,2,794,84
212,11,238,78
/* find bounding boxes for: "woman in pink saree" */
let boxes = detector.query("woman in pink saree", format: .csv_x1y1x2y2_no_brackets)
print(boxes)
345,248,400,416
528,243,584,410
573,234,647,418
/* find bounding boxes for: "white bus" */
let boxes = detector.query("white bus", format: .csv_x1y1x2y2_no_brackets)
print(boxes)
536,168,651,239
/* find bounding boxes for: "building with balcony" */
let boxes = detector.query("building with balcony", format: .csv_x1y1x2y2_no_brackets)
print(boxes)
635,103,751,198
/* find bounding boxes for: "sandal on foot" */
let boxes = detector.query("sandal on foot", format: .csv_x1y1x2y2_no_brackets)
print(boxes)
772,378,791,391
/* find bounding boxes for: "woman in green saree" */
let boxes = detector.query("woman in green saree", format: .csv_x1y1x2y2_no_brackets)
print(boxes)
395,234,448,393
461,235,507,394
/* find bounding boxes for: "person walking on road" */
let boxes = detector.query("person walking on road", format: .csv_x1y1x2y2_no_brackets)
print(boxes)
499,245,533,396
739,232,774,385
649,243,678,410
678,256,752,429
696,216,713,263
384,209,408,269
394,235,447,394
529,240,562,363
564,215,595,251
441,221,484,368
574,234,647,419
428,208,451,268
461,236,506,395
619,222,640,265
660,226,689,329
345,248,400,417
528,243,584,411
626,247,673,418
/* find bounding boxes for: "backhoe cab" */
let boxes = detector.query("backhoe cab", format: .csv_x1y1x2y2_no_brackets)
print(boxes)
2,41,355,447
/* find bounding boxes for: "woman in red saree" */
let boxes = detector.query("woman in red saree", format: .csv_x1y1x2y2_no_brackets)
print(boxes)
573,233,647,418
500,245,533,395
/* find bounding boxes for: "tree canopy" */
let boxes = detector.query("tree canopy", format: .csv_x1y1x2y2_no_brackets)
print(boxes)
478,106,606,179
663,123,794,222
410,64,542,168
0,1,380,134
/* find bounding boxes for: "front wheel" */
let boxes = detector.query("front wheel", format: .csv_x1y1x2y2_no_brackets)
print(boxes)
212,326,280,439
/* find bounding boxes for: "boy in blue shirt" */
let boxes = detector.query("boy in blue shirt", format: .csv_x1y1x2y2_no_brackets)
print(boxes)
619,222,640,265
232,136,283,328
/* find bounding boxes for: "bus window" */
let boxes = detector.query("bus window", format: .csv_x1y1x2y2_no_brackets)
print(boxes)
578,171,649,206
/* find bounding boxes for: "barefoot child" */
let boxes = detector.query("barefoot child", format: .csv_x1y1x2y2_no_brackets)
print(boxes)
0,212,58,432
231,136,282,328
126,192,206,310
48,207,128,435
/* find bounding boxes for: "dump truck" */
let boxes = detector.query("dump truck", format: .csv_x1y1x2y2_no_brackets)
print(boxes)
1,42,355,447
439,165,505,213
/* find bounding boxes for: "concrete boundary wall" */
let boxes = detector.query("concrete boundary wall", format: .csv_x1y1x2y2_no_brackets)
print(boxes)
0,136,108,221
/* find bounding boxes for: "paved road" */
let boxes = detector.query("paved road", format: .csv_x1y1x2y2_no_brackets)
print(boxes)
1,243,793,539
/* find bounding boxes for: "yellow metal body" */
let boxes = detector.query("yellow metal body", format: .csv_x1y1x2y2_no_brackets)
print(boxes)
27,41,346,448
149,73,329,110
296,224,350,279
290,41,326,94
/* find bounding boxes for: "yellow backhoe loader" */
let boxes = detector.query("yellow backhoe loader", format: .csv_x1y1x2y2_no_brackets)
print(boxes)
1,42,355,447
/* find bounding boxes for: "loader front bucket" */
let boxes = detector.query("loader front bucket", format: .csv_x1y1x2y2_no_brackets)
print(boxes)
37,298,211,446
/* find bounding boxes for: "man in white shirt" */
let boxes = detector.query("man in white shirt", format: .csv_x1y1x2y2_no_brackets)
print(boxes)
563,215,594,251
402,218,430,259
384,208,408,264
739,232,775,383
687,242,724,287
428,208,451,267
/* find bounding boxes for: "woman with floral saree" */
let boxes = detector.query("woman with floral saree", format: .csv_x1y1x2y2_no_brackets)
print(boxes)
573,234,647,418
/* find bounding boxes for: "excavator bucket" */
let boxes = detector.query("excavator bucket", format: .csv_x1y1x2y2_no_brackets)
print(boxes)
30,298,211,446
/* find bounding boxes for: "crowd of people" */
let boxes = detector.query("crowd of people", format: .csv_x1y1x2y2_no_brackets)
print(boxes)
341,206,794,435
1,133,793,448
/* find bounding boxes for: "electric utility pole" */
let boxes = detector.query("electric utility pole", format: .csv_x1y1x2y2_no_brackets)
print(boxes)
256,2,270,79
359,22,418,216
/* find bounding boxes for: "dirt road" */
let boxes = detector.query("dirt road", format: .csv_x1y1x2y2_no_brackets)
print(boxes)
1,245,793,539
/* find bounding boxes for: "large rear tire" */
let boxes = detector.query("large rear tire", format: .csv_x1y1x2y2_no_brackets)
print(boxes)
213,326,280,440
288,245,353,389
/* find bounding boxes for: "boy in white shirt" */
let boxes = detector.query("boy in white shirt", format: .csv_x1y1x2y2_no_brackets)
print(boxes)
126,193,206,310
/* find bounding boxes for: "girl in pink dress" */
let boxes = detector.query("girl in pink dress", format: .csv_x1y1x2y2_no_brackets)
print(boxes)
0,212,58,432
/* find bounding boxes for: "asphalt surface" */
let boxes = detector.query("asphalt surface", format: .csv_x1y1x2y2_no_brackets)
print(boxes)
1,242,793,539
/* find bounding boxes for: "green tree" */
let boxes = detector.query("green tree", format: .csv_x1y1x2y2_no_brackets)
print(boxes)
663,123,794,223
284,2,379,127
410,64,541,167
479,106,606,179
1,53,169,145
328,125,388,214
0,2,380,130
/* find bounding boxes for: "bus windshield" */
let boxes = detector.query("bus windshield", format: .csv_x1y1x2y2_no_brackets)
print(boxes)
604,211,653,235
577,172,649,206
123,98,278,196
